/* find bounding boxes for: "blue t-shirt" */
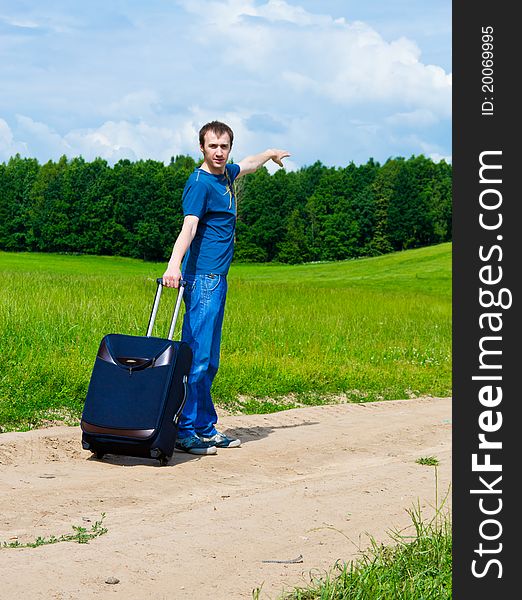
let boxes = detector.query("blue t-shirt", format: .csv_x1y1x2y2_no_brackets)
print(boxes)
182,163,241,275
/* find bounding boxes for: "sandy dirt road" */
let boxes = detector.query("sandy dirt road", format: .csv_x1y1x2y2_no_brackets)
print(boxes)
0,396,451,599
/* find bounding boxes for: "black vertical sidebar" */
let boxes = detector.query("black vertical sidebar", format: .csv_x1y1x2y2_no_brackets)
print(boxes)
453,2,518,598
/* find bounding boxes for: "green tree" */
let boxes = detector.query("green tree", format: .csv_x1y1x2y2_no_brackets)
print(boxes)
387,155,441,250
0,153,451,263
277,207,311,264
368,158,403,255
235,167,287,262
0,155,40,250
27,155,72,252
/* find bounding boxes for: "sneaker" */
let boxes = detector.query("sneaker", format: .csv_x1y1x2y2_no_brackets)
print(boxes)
198,431,241,448
174,435,218,455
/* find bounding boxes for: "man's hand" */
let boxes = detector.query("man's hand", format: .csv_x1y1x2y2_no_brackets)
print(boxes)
162,264,182,288
271,149,291,167
238,148,291,176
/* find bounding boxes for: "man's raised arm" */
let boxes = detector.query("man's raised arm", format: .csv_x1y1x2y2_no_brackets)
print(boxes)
237,149,290,177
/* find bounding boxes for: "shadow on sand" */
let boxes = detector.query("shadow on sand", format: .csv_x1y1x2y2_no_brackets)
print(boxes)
85,419,319,467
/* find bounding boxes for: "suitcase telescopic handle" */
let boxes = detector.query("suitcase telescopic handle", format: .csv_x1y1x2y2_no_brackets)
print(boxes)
146,278,187,340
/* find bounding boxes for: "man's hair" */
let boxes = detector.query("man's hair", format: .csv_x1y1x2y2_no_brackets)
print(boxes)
199,121,234,148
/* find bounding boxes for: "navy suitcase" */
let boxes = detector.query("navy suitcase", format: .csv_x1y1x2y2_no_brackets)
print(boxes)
81,278,192,465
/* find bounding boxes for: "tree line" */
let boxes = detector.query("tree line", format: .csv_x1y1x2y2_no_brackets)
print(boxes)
0,153,451,264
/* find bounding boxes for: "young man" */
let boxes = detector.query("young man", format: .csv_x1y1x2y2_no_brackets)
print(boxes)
162,121,290,455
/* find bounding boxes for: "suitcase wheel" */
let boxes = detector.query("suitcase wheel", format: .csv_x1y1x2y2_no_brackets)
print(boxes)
150,448,170,465
83,440,104,459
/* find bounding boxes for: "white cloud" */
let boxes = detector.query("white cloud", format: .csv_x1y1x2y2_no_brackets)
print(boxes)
0,1,451,167
0,118,27,160
0,119,14,147
16,115,71,155
0,15,41,29
429,153,452,164
10,113,200,164
383,130,451,162
172,0,451,131
64,120,182,162
102,90,162,121
386,109,438,127
9,100,292,168
0,10,79,34
256,0,339,26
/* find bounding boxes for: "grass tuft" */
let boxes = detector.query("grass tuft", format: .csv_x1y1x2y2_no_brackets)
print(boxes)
280,503,451,599
1,514,108,549
416,456,440,467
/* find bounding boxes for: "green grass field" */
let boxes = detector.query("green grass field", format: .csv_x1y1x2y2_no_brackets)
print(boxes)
0,243,451,432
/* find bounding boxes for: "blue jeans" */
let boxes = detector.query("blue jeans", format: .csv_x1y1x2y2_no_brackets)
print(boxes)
177,273,228,439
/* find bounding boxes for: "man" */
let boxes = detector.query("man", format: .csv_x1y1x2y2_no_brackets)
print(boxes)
162,121,290,455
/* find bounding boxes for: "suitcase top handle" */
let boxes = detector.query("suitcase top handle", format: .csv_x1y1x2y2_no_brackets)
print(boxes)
98,336,173,373
146,279,186,340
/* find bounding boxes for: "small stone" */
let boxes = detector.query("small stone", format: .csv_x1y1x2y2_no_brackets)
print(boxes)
105,577,120,585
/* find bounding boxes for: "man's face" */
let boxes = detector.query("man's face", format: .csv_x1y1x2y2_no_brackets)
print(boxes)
201,130,231,173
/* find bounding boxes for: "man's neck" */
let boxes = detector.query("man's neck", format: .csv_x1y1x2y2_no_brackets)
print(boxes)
200,161,225,176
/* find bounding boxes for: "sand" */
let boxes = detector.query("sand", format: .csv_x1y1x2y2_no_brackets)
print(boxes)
0,396,451,599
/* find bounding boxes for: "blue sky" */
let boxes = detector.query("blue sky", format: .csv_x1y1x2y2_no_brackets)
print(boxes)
0,0,451,170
